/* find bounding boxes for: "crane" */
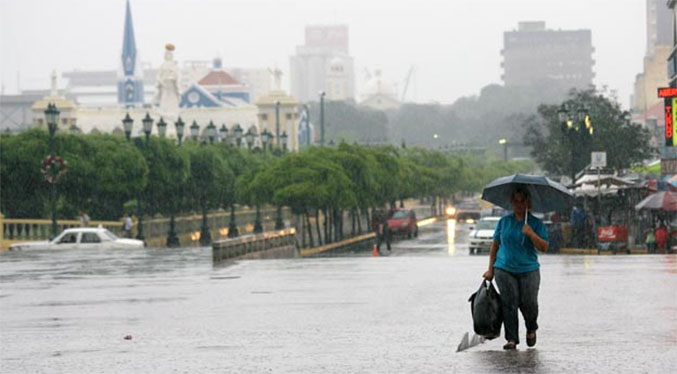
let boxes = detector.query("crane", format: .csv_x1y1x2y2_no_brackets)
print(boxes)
400,65,415,102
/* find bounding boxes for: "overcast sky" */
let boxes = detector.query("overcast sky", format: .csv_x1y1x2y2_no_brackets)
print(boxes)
1,0,648,108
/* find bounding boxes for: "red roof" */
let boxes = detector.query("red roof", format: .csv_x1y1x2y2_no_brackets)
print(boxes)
198,70,240,86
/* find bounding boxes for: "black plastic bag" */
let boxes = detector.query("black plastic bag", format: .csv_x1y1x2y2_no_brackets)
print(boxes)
468,280,503,340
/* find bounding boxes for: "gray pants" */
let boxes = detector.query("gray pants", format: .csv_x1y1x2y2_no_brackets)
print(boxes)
494,268,540,344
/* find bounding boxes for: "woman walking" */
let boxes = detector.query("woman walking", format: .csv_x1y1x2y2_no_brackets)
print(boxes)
483,186,549,350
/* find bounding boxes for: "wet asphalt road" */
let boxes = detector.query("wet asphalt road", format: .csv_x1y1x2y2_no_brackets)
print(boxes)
1,219,676,373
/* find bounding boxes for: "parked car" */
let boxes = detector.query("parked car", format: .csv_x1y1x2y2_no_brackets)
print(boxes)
9,227,145,251
468,216,500,254
387,209,418,238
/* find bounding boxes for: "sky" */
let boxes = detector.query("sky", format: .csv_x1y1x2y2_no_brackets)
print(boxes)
0,0,649,108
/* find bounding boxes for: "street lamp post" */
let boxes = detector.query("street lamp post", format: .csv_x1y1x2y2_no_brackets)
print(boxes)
233,123,243,148
175,117,185,145
156,117,167,138
319,91,326,146
498,138,508,162
558,104,593,184
122,113,133,141
44,103,60,239
207,120,217,144
166,118,185,248
135,113,154,242
219,124,228,143
142,112,153,142
245,128,255,150
190,121,200,142
280,131,288,152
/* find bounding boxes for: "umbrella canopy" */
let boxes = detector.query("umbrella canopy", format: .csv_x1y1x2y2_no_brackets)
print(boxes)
481,174,574,213
634,191,677,211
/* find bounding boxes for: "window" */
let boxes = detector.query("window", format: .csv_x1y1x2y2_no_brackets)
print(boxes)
261,114,268,120
286,113,292,120
81,233,101,243
57,233,78,244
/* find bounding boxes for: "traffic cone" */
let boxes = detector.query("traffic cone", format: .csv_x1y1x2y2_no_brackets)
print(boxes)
373,244,379,257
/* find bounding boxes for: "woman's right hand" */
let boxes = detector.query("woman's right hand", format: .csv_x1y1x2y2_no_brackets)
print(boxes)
483,268,494,281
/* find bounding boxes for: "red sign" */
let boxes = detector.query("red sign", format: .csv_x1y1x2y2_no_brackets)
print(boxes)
658,87,677,98
597,225,628,242
667,100,674,146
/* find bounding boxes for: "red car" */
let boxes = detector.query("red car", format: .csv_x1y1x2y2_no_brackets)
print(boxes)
387,209,419,238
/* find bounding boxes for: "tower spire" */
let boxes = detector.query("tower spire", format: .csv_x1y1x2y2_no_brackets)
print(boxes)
118,0,144,107
121,0,137,76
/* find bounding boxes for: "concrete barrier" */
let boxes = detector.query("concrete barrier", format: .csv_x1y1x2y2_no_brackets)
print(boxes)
212,228,297,263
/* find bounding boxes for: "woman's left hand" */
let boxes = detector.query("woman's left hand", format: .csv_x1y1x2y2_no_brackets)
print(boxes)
522,223,534,237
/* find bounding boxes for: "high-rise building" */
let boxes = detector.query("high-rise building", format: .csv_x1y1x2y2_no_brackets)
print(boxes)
290,25,355,102
501,21,595,89
631,0,674,145
647,0,673,57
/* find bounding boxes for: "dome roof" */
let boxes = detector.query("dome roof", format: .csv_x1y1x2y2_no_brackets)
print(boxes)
362,70,395,98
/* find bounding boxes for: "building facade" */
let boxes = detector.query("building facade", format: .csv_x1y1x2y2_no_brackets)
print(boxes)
631,0,675,145
501,21,595,89
669,0,677,88
290,25,355,102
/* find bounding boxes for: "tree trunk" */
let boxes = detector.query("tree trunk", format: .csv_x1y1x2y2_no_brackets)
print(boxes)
323,208,330,244
356,208,362,234
305,212,314,248
315,210,323,245
351,209,356,236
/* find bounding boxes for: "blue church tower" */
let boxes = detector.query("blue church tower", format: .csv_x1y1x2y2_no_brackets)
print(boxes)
118,0,144,107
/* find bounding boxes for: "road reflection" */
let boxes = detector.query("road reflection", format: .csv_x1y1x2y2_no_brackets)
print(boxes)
447,219,456,255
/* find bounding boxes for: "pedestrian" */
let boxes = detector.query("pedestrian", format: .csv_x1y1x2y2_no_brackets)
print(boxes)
644,228,656,254
655,223,667,253
376,210,391,252
79,211,90,227
483,186,549,350
123,213,134,238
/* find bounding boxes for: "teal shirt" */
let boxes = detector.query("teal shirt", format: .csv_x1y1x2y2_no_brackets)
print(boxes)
493,213,548,274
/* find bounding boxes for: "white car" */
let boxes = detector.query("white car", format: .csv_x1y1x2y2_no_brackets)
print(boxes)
9,227,144,251
468,216,500,254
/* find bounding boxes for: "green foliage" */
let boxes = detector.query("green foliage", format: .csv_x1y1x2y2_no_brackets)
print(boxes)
1,130,540,222
523,88,655,178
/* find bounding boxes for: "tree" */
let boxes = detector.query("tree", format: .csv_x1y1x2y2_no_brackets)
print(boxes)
523,88,654,178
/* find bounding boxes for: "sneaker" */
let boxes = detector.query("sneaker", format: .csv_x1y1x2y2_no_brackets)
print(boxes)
503,341,517,350
526,331,536,347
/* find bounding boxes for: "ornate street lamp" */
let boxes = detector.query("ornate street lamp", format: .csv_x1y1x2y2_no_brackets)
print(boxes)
175,117,185,145
166,117,185,247
44,103,61,239
190,120,200,141
207,120,217,144
157,117,167,138
558,103,592,184
261,129,273,151
69,124,80,135
245,128,256,150
122,113,133,141
280,131,288,151
219,124,228,143
142,112,153,141
233,123,243,148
